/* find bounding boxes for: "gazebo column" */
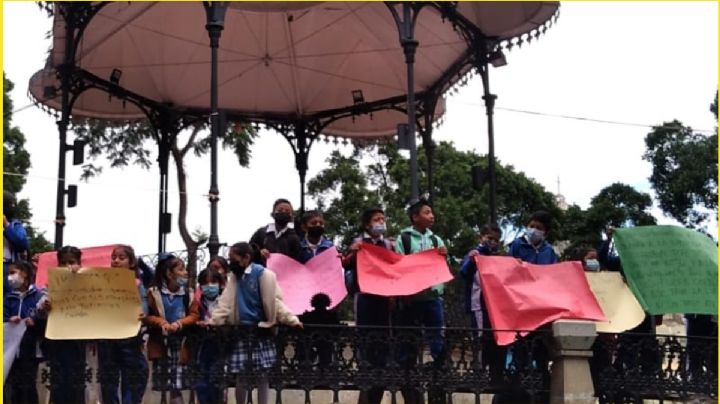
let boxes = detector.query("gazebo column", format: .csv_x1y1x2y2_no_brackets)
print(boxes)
204,1,228,259
294,122,310,213
420,94,441,202
475,45,501,225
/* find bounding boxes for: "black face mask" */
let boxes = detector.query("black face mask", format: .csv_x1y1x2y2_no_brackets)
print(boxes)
272,212,292,228
307,226,325,239
229,260,245,276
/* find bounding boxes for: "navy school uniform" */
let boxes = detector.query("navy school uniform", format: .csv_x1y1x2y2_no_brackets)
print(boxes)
4,285,46,404
97,281,149,404
298,237,334,264
194,295,225,404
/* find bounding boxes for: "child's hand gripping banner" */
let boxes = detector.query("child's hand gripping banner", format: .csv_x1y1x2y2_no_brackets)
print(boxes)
476,256,605,345
35,245,118,288
266,246,347,315
356,243,453,296
613,225,718,315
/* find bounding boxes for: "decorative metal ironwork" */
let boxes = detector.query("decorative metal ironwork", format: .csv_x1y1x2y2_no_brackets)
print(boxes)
593,332,717,403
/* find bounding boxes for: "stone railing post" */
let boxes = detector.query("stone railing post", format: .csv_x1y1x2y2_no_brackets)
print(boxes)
550,320,597,404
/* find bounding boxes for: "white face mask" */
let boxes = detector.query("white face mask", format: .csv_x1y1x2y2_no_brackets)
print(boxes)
525,227,545,245
7,274,24,290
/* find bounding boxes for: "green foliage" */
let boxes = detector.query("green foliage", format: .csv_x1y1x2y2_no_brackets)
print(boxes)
643,94,718,228
307,141,561,259
560,183,656,259
3,73,53,254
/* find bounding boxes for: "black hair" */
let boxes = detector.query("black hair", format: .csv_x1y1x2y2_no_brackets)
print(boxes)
361,207,385,227
112,244,138,270
407,199,432,223
198,267,224,286
152,254,183,288
480,223,502,237
301,210,323,226
10,260,35,284
571,246,597,262
310,293,332,310
272,198,292,211
230,242,253,258
57,246,82,266
207,256,229,272
529,210,553,232
3,191,16,218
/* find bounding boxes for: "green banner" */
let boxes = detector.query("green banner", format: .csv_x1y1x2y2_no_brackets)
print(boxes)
614,225,717,315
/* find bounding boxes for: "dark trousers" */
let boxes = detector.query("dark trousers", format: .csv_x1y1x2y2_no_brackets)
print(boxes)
5,349,39,404
194,339,224,404
686,314,717,379
48,340,86,404
356,294,391,404
395,297,446,404
97,337,148,404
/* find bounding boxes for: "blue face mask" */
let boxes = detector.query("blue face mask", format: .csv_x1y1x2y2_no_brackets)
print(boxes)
585,259,601,271
201,284,220,299
525,227,545,245
175,276,189,288
371,223,386,236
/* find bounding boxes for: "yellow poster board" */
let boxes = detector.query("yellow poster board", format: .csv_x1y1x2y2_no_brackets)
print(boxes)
46,267,141,340
585,271,645,333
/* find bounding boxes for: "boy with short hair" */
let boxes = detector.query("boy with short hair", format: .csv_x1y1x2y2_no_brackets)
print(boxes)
394,199,449,404
508,210,558,264
249,198,301,264
298,210,334,264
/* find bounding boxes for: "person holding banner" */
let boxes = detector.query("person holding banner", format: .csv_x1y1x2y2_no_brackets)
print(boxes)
342,207,395,404
97,245,149,404
249,198,301,265
298,210,334,264
211,242,302,404
4,260,46,404
39,246,88,404
394,198,449,404
144,254,199,404
459,224,505,384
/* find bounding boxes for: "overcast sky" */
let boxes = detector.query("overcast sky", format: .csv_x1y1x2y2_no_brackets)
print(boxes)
3,2,718,256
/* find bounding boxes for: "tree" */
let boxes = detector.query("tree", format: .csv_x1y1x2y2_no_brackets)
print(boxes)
71,117,256,275
560,183,657,258
307,141,562,259
3,73,54,254
643,94,718,228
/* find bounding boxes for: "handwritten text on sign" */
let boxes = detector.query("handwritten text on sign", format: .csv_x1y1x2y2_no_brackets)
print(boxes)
46,267,141,340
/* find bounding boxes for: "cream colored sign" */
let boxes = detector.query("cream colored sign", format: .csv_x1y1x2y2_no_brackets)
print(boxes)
585,271,645,333
46,267,141,340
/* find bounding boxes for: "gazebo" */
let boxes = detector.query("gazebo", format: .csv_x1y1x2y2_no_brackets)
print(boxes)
29,1,560,255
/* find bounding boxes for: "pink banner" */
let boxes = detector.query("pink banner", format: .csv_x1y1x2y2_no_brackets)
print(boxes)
476,256,606,346
356,243,453,296
35,245,118,289
266,246,346,315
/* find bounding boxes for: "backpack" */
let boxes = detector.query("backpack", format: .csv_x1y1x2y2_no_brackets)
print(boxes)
400,231,439,254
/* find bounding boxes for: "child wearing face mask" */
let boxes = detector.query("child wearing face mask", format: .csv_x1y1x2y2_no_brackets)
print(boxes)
298,210,334,264
144,254,199,404
211,242,302,404
249,198,301,264
193,267,227,404
508,210,558,265
97,245,149,404
39,246,88,404
4,260,46,404
460,224,503,331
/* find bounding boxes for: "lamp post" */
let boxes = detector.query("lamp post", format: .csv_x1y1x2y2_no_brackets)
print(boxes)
203,2,228,259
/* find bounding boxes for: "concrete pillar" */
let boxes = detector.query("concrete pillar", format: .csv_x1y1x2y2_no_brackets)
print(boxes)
549,320,597,404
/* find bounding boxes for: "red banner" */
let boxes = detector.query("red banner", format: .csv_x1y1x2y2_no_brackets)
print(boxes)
476,256,605,346
35,245,118,289
357,243,453,296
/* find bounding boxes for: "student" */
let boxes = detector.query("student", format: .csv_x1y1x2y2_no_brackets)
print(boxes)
97,245,149,404
572,246,601,271
144,254,199,404
193,267,227,404
249,198,301,264
298,210,334,264
206,256,230,277
341,207,395,404
4,260,46,404
394,199,449,404
211,242,302,404
39,246,88,404
4,191,29,298
507,210,558,265
297,293,341,367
